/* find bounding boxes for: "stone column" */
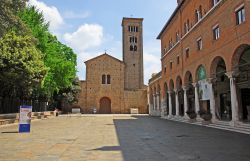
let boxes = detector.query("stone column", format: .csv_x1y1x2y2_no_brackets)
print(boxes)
158,93,161,111
153,94,156,110
183,86,189,118
161,99,166,117
192,82,200,117
168,91,173,117
175,89,180,117
156,93,160,111
226,71,239,126
208,78,217,122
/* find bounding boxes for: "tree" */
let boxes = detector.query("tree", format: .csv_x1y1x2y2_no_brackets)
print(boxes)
0,0,27,37
0,31,47,98
18,6,77,103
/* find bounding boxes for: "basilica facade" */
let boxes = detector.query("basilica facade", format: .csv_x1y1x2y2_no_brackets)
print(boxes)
77,18,148,114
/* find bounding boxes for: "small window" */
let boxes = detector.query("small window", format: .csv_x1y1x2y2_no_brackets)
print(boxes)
136,26,138,32
135,37,137,43
176,31,180,42
102,75,106,84
213,25,220,40
236,6,246,25
130,45,133,51
212,0,220,7
177,56,180,65
197,38,202,50
134,45,137,51
170,61,173,69
107,75,111,84
164,66,166,74
185,48,190,58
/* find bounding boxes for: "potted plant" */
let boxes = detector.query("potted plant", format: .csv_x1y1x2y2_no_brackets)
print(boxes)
199,110,212,121
186,110,197,119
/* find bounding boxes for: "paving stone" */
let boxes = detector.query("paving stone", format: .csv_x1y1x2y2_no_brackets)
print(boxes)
0,115,250,161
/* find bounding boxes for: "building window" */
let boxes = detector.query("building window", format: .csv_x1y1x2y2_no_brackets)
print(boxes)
170,61,173,69
197,38,202,50
134,45,137,51
130,36,137,43
136,26,138,32
176,31,180,42
213,25,220,40
164,66,166,74
196,6,202,23
212,0,220,7
177,56,180,65
130,45,133,51
107,75,111,84
102,74,111,84
236,6,246,25
185,48,190,58
102,75,106,84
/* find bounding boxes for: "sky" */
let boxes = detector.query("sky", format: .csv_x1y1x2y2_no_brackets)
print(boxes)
28,0,177,84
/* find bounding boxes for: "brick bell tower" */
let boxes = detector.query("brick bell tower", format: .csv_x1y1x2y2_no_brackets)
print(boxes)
122,17,144,90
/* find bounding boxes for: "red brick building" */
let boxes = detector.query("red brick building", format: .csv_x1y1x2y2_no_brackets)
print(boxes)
149,0,250,125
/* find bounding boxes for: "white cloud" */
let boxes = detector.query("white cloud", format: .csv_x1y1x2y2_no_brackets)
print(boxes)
63,11,90,19
28,0,64,32
64,24,103,52
63,24,105,80
143,41,161,83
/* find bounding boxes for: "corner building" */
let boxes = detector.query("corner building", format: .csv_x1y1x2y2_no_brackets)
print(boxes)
78,18,148,114
149,0,250,125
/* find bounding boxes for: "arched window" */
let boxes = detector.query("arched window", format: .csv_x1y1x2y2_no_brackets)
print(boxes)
134,45,137,51
107,75,111,84
130,45,134,51
102,75,106,84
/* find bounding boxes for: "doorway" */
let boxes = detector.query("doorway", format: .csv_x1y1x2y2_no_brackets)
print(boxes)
100,97,111,114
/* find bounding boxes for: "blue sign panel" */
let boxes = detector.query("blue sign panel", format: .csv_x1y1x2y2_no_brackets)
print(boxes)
19,106,32,133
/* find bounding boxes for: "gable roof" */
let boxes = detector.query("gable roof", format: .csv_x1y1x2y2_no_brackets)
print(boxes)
157,0,185,39
84,53,124,64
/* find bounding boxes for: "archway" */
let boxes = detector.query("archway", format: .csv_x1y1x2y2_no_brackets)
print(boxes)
210,57,231,121
149,87,153,112
184,71,195,118
153,86,157,110
233,45,250,121
176,76,184,116
157,84,161,111
169,79,176,115
100,97,111,114
164,82,169,115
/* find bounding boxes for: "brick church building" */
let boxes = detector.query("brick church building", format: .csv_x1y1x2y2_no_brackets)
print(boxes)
77,18,148,114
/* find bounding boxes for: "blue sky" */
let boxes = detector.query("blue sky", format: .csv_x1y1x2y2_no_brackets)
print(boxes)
28,0,177,83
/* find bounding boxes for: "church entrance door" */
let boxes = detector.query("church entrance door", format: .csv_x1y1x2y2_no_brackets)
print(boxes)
100,97,111,114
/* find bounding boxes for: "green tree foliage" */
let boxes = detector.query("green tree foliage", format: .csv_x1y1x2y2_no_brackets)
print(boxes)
19,6,77,102
0,0,27,37
0,31,47,98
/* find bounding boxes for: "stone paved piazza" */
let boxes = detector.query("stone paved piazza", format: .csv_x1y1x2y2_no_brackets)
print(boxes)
0,115,250,161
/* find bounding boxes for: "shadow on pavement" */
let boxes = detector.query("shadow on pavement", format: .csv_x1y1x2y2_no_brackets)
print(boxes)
112,116,250,161
1,131,19,134
90,146,121,151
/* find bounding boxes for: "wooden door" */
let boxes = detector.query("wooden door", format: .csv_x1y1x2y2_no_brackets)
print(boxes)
100,97,111,114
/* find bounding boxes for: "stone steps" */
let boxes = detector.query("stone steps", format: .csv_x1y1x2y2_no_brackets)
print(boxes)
162,116,250,135
206,123,250,135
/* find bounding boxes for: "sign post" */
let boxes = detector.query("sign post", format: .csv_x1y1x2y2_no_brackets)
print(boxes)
19,106,32,133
